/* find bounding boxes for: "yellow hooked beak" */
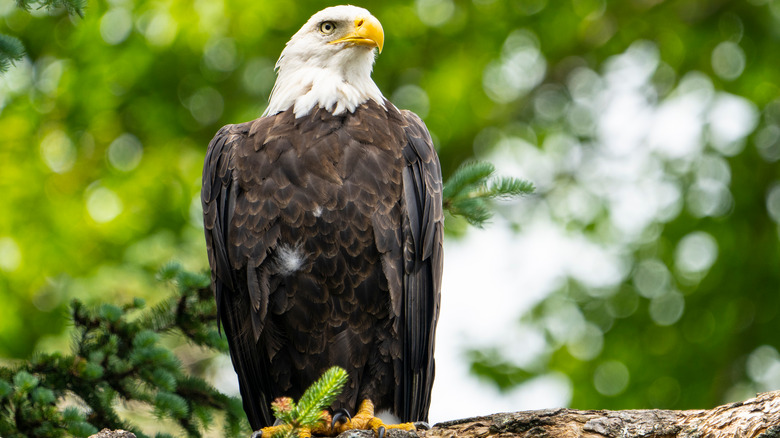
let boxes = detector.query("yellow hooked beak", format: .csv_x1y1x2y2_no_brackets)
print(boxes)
330,15,384,53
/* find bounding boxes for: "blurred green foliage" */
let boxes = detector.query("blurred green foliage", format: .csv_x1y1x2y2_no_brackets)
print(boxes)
1,0,780,423
0,264,246,437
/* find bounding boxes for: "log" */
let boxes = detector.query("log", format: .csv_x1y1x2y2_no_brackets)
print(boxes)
89,390,780,438
422,390,780,438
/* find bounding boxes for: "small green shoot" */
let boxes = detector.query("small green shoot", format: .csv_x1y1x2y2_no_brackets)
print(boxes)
269,366,349,438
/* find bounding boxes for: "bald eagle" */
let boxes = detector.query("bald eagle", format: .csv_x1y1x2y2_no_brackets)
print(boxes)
202,5,442,435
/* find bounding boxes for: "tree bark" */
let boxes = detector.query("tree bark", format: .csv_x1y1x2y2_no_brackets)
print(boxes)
421,390,780,438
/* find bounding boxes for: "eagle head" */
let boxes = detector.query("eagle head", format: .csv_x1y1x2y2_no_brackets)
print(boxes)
264,5,386,118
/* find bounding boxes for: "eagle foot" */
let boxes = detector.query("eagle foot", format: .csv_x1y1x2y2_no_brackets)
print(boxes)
332,399,419,438
331,408,352,429
251,427,309,438
251,424,317,438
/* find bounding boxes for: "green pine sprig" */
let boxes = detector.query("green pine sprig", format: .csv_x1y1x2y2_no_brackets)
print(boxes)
269,366,349,438
443,160,534,227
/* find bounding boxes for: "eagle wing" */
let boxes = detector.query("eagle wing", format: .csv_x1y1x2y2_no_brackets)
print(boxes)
392,109,443,422
202,121,277,428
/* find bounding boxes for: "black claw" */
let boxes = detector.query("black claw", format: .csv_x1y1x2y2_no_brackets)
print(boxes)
413,421,431,430
377,426,386,438
331,408,352,429
250,431,263,438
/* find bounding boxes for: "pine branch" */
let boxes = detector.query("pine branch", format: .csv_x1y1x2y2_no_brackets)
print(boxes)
0,264,247,438
443,160,534,227
270,367,349,438
1,0,85,74
0,34,25,73
15,0,86,17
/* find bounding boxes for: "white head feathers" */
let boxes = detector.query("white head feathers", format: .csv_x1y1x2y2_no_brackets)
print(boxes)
264,5,386,118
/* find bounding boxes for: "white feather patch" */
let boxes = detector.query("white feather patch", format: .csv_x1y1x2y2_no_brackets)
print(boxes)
276,244,305,276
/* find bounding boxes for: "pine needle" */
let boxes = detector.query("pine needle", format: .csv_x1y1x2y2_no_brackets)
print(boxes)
443,160,534,227
0,34,24,73
270,366,349,437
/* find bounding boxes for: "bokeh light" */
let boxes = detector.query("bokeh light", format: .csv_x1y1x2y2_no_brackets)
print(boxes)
107,133,143,172
86,186,124,223
593,360,630,396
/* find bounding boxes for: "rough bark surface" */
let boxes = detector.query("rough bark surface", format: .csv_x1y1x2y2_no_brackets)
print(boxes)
89,390,780,438
422,390,780,438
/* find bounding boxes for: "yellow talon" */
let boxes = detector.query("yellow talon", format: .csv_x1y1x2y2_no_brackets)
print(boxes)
334,399,418,437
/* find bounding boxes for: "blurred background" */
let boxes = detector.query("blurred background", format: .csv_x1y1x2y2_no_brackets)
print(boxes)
2,0,780,429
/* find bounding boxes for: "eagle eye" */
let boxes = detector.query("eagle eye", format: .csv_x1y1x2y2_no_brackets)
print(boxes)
319,21,337,35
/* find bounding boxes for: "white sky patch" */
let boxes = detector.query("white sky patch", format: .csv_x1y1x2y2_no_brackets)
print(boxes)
708,93,759,156
430,218,627,421
648,86,709,161
675,231,718,274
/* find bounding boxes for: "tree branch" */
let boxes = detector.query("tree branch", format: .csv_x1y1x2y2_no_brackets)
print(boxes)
423,390,780,438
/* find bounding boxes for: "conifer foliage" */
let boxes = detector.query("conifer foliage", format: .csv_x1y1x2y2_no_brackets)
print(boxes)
0,0,85,73
0,264,246,438
15,0,86,17
268,366,348,438
444,161,535,227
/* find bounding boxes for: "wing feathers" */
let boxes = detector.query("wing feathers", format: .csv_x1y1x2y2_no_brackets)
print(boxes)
203,121,278,429
394,107,443,422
